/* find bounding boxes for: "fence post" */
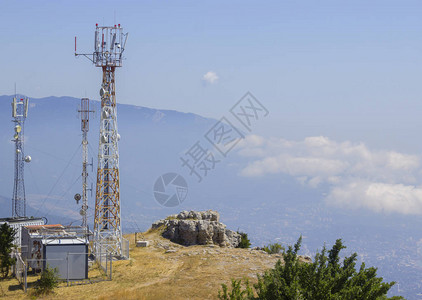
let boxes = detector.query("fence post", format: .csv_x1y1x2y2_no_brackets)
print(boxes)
109,253,112,280
103,246,107,274
24,264,27,293
66,253,69,286
12,252,15,276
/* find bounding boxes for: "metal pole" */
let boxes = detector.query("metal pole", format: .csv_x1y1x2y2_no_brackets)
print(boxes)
109,253,112,280
66,253,69,286
103,246,106,274
24,263,27,293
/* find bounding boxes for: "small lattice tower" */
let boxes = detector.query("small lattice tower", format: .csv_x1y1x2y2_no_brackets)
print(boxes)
75,24,128,257
77,98,94,230
11,96,31,218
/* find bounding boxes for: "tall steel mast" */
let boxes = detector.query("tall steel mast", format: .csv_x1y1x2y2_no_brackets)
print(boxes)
75,24,128,257
11,96,31,218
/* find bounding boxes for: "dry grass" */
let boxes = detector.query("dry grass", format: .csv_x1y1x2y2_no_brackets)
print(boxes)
0,231,282,299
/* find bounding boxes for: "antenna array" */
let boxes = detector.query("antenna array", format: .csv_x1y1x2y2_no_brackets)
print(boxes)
11,96,31,218
76,98,94,230
75,24,128,257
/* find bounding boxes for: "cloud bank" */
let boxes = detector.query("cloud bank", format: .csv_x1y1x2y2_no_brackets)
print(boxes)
237,135,422,215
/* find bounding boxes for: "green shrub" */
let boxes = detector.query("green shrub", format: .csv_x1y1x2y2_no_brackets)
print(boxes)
262,243,284,254
219,237,403,299
218,279,254,300
0,223,17,279
236,232,251,249
34,266,60,295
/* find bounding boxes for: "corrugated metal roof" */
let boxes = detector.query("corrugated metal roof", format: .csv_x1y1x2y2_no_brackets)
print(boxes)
42,238,88,245
26,224,63,229
0,217,44,223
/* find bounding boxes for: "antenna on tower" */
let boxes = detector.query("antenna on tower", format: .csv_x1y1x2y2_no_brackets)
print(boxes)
75,24,128,259
76,98,94,232
75,23,128,66
11,95,31,218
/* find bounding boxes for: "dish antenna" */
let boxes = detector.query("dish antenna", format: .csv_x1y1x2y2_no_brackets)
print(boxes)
74,193,82,204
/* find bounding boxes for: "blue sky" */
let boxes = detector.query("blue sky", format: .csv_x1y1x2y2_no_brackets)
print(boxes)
2,1,422,149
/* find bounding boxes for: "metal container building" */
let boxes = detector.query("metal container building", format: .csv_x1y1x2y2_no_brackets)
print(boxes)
21,225,89,280
0,217,44,248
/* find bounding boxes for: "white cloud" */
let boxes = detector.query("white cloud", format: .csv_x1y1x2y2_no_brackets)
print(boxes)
326,181,422,215
241,154,347,177
237,135,422,215
202,71,219,84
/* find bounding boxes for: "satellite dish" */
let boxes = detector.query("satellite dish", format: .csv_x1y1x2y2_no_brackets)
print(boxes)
116,133,121,141
15,125,21,133
100,88,106,97
16,149,21,154
101,135,107,143
74,193,81,204
24,155,31,163
13,134,18,140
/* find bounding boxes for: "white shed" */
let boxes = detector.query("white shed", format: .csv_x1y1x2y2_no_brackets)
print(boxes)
21,225,89,280
0,217,44,248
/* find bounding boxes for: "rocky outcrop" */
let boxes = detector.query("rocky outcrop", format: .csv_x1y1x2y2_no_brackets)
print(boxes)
151,210,241,248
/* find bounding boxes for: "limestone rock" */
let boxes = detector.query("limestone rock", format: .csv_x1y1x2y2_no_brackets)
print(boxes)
151,210,240,248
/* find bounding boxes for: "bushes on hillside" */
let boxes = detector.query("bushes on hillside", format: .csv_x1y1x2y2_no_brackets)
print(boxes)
219,236,403,299
33,266,60,296
218,279,254,300
261,243,284,254
236,232,251,249
0,223,17,279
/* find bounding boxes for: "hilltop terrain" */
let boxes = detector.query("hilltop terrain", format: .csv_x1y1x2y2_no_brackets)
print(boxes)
1,95,420,298
0,229,303,300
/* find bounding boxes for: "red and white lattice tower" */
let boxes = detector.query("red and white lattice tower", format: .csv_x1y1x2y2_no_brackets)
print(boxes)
75,24,128,257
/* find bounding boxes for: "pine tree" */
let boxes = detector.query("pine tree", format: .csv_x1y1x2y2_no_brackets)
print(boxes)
236,232,251,249
0,223,17,279
34,265,60,295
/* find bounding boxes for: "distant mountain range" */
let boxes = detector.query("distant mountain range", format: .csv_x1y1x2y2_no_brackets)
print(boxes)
0,95,421,298
0,95,217,227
